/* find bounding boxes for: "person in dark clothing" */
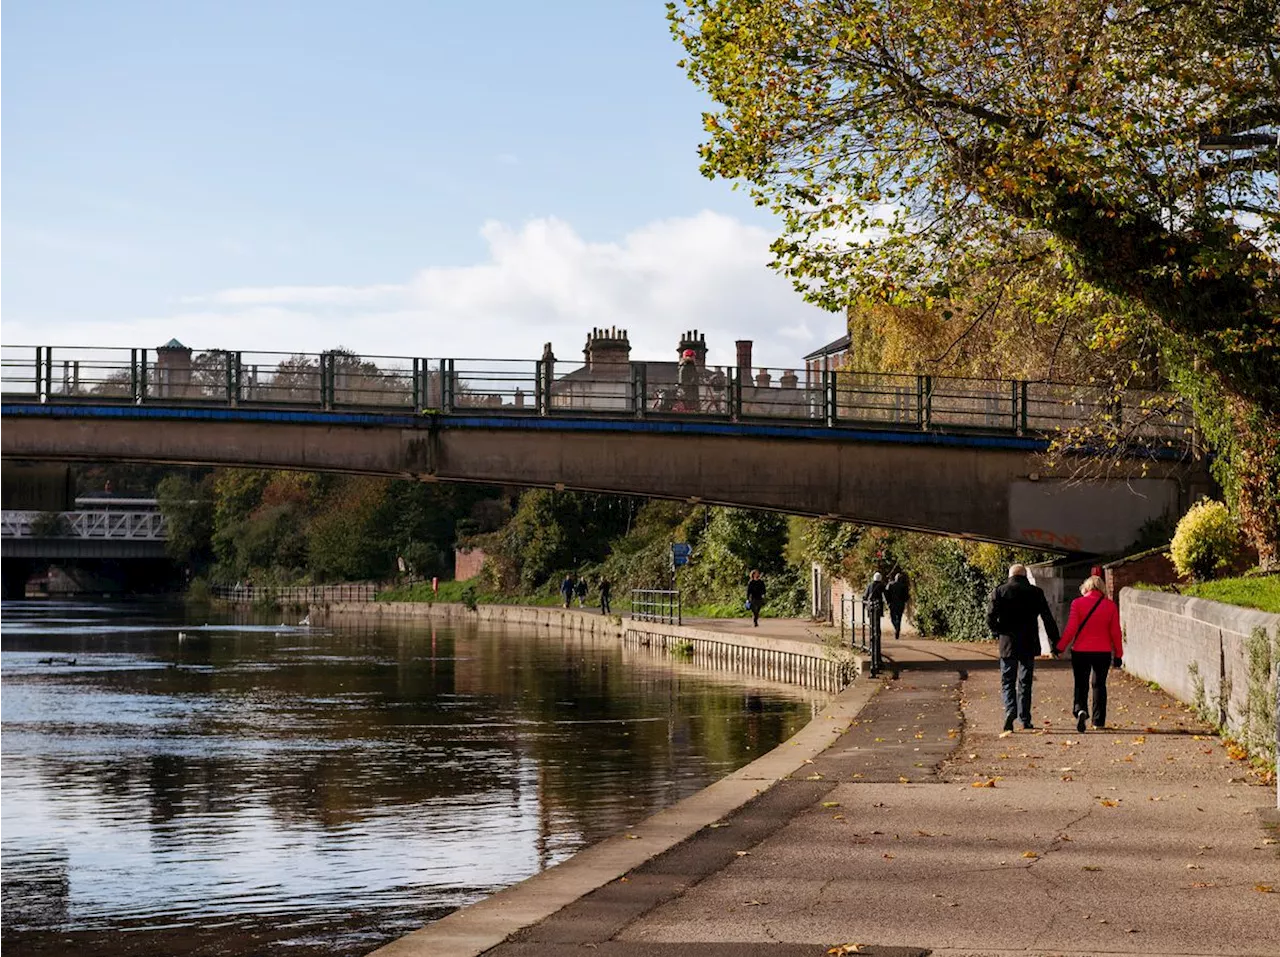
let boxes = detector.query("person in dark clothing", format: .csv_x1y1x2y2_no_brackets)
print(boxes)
863,572,886,644
885,571,910,640
574,576,588,608
560,574,574,609
746,570,766,627
987,563,1061,733
599,578,612,615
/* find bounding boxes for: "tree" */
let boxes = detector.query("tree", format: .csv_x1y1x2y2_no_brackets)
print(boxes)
156,474,215,573
670,0,1279,563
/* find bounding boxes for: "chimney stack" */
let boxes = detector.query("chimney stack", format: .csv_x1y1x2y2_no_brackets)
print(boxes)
735,340,753,379
584,326,631,375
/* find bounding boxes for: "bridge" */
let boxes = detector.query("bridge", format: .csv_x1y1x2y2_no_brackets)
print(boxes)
0,344,1211,556
1,497,172,598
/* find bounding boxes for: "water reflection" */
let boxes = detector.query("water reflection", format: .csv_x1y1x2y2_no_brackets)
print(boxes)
1,601,823,956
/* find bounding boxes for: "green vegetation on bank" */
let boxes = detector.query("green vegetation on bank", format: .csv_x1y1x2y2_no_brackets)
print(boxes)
1180,576,1280,614
151,463,1056,640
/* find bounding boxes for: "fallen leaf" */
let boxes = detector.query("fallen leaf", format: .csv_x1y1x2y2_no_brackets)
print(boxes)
898,775,910,783
708,823,729,829
1132,736,1147,745
1082,866,1102,872
742,899,767,906
1256,884,1276,893
882,853,895,860
822,801,842,808
972,779,997,788
1099,799,1119,807
735,850,750,857
1022,851,1039,859
806,773,824,780
625,834,640,840
827,945,865,955
1186,863,1203,870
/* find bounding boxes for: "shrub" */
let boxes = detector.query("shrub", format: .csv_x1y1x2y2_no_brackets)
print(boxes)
1170,499,1240,582
460,583,479,611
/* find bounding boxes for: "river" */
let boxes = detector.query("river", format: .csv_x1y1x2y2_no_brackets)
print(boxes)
0,601,824,957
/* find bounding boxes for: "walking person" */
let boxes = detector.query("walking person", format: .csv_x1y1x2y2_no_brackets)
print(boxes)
560,574,574,609
1056,576,1123,732
863,572,886,645
885,571,910,640
574,575,589,608
599,578,612,615
987,564,1061,733
676,349,700,411
746,570,766,627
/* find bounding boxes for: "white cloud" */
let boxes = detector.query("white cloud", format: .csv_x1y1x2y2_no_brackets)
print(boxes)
8,211,844,371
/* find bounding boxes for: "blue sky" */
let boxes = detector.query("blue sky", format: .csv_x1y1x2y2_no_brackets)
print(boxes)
3,1,841,367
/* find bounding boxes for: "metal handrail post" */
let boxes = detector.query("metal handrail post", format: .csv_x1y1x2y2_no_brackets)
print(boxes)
138,349,148,403
534,359,545,415
442,359,455,413
731,367,743,421
1019,380,1028,434
319,352,334,410
632,363,647,419
922,376,933,429
677,590,682,626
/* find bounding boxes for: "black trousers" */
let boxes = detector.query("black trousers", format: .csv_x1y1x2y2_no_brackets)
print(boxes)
1071,651,1112,727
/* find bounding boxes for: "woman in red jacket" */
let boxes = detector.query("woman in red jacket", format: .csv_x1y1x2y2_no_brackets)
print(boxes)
1056,576,1124,732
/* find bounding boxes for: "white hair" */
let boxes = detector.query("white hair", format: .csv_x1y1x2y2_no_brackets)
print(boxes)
1008,563,1027,578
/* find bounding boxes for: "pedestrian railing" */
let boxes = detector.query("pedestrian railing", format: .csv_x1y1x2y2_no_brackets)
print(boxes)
0,344,1193,448
840,597,883,677
211,583,379,605
630,589,682,625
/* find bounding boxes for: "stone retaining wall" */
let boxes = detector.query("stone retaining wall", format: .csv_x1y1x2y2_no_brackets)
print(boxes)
1119,588,1278,767
313,601,857,693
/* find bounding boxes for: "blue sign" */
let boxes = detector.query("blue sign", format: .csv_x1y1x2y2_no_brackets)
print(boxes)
671,543,692,567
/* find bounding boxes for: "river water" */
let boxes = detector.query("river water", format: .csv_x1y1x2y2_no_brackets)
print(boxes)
1,601,823,957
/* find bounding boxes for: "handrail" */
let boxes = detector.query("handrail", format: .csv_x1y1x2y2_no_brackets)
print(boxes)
0,344,1194,447
630,588,682,625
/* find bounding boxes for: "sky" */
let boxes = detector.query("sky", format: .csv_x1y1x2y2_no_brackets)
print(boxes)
2,0,844,370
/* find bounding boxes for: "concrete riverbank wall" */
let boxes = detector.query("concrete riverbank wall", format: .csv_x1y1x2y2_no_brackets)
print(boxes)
312,601,859,693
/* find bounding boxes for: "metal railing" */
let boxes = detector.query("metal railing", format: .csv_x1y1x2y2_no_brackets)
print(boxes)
211,583,380,604
1,509,168,541
630,588,682,625
840,596,883,677
0,344,1194,447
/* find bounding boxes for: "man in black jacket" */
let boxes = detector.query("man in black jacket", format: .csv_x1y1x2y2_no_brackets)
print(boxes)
987,564,1060,733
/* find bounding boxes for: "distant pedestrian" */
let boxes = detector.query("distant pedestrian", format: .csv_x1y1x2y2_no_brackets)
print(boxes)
746,570,766,627
574,575,588,608
676,349,700,411
560,574,574,609
987,564,1061,733
863,572,887,645
885,571,910,640
1056,576,1123,732
599,578,612,615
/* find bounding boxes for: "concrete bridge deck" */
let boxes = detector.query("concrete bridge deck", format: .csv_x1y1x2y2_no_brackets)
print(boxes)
372,613,1279,957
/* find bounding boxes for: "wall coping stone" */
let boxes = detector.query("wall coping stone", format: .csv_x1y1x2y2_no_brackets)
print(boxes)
1121,587,1280,635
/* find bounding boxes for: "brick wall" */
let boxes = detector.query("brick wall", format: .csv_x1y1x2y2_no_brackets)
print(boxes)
1104,549,1182,607
453,546,487,582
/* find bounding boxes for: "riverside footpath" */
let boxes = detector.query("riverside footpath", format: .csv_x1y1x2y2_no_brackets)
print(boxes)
360,608,1280,957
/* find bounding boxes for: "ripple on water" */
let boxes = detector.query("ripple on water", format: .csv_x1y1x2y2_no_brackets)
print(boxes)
2,602,821,957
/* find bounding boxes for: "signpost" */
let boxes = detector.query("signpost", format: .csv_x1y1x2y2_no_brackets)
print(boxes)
670,542,692,568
